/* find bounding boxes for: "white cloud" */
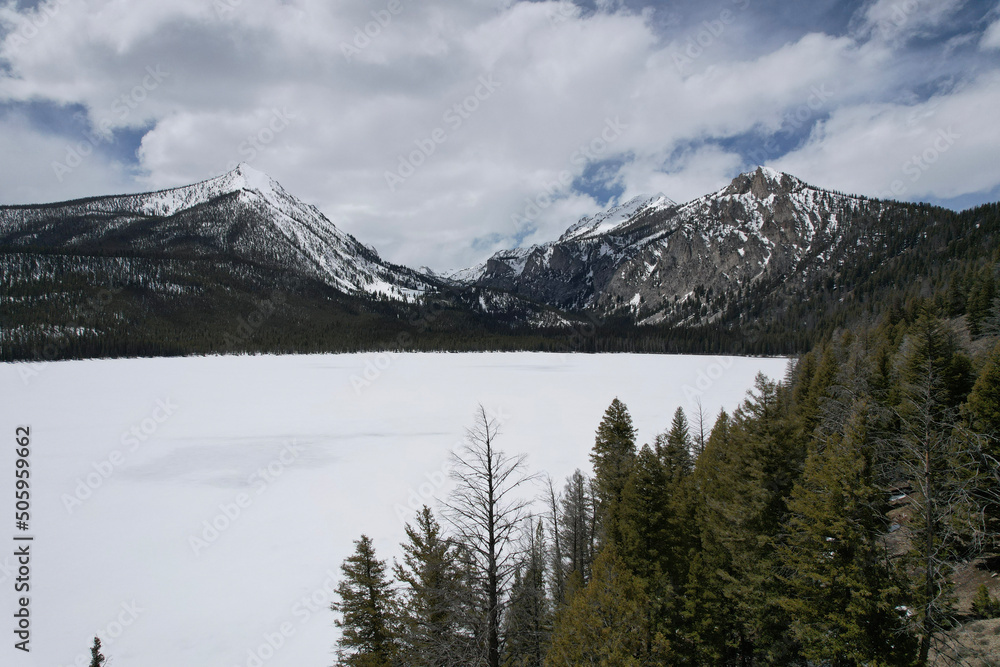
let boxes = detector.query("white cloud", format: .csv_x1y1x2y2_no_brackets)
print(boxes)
856,0,966,45
0,111,132,204
0,0,998,271
770,74,1000,202
982,15,1000,50
617,145,745,204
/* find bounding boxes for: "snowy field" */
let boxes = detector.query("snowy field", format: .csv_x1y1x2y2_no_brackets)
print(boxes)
1,352,789,667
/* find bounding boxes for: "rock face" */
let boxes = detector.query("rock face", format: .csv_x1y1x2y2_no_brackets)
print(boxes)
461,167,891,325
0,163,434,300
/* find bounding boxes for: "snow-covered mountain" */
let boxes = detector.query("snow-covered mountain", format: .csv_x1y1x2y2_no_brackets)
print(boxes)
3,163,983,362
0,163,433,299
559,193,677,242
458,166,903,324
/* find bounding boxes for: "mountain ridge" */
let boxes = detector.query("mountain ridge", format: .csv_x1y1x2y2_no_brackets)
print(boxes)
0,162,435,300
2,163,997,361
459,166,901,326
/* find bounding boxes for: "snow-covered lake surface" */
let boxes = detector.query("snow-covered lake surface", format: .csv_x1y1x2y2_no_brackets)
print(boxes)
1,352,789,667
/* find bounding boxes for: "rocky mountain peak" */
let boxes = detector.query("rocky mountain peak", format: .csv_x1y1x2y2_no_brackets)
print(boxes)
723,166,803,199
214,162,278,197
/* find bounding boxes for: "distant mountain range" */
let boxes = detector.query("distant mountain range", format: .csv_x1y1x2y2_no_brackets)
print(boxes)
460,167,929,327
2,163,998,361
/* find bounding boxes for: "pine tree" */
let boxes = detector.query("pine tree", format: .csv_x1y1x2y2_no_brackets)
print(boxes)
656,409,694,485
791,340,839,440
501,520,551,667
652,413,698,621
89,636,106,667
590,398,638,547
946,275,966,317
557,469,595,590
982,295,1000,337
545,548,663,667
680,410,747,664
678,549,731,666
963,341,1000,547
664,407,691,460
967,271,996,337
964,341,1000,440
971,584,998,619
394,507,479,667
684,374,803,664
779,400,916,665
617,444,676,660
893,311,977,665
332,535,400,667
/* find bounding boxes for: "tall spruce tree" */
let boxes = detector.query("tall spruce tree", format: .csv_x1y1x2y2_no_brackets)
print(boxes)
652,414,697,606
779,401,916,665
618,448,670,578
682,373,803,664
394,507,479,667
680,410,747,665
965,341,1000,441
332,535,400,667
893,310,977,665
664,408,692,460
963,341,1000,544
617,444,675,660
590,398,638,547
545,548,664,667
89,636,106,667
967,271,996,337
557,469,595,591
656,408,694,485
501,520,551,667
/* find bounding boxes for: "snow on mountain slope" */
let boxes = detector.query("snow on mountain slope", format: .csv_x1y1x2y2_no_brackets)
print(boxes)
0,164,434,300
462,167,886,322
559,193,677,242
593,167,861,320
132,163,291,217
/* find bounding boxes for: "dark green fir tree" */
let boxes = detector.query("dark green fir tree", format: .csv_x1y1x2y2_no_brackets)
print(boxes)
779,401,916,666
590,398,638,546
394,507,479,667
332,535,400,667
89,636,106,667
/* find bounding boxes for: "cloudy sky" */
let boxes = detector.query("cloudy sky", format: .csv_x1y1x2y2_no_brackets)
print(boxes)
1,0,999,271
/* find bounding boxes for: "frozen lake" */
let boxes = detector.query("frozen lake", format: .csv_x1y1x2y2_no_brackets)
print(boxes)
1,352,789,667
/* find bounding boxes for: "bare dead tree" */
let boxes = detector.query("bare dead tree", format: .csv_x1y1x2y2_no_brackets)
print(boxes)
693,397,708,459
545,475,565,605
441,405,538,667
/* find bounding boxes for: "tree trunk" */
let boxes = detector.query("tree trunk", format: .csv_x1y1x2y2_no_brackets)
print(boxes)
486,421,500,667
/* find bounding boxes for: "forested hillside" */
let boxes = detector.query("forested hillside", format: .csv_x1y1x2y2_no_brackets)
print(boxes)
331,300,1000,666
3,181,998,362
